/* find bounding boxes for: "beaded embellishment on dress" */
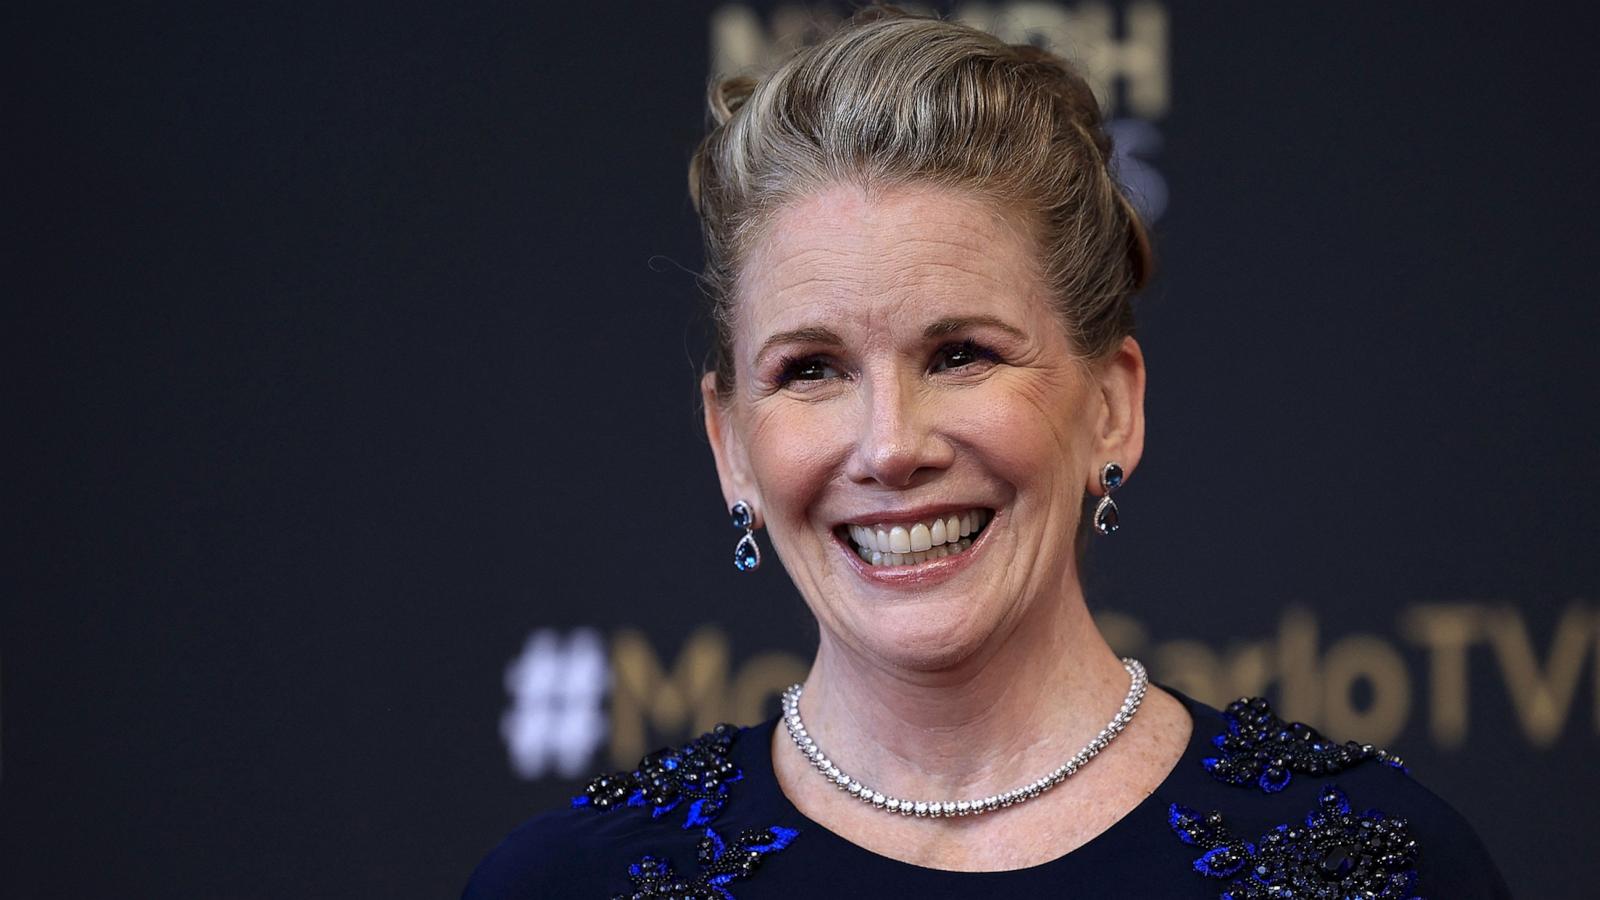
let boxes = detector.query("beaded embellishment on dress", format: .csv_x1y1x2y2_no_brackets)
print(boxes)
571,724,800,897
612,825,799,900
573,723,745,827
1204,697,1407,793
1169,783,1423,899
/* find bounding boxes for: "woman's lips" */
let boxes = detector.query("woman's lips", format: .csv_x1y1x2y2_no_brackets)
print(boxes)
832,509,995,586
840,508,990,566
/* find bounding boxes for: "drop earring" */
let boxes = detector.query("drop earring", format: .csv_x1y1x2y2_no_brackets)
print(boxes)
730,500,761,572
1093,461,1123,535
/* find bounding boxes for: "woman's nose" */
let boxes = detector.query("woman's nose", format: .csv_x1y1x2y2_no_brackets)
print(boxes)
844,371,952,488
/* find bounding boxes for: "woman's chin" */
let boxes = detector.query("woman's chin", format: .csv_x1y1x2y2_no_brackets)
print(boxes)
805,524,1023,670
841,603,1002,673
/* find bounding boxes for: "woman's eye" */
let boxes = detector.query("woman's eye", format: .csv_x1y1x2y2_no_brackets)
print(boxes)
778,357,841,385
931,340,995,373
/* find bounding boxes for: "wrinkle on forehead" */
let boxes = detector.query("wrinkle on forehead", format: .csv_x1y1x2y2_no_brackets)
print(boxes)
734,183,1048,340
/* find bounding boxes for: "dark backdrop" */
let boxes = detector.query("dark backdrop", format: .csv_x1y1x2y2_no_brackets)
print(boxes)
6,2,1597,897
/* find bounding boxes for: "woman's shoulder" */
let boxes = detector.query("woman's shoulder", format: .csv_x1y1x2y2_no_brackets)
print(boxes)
460,804,608,899
462,722,788,900
1160,689,1511,899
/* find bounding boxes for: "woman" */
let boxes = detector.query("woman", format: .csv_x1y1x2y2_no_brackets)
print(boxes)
466,8,1509,898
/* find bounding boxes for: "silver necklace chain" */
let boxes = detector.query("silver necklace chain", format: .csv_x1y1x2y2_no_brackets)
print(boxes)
780,657,1148,819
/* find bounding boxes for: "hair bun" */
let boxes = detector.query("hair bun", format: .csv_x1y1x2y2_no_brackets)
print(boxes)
691,5,1153,405
707,74,758,126
1008,43,1111,161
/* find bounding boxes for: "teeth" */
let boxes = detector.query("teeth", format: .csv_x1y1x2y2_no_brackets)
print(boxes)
860,525,878,551
888,526,911,553
842,509,991,567
909,523,932,552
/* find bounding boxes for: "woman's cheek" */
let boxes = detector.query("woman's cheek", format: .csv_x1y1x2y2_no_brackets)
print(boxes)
747,403,842,511
946,383,1063,477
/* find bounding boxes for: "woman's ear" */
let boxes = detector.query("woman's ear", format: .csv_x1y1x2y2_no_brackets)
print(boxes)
1092,336,1147,489
701,371,759,521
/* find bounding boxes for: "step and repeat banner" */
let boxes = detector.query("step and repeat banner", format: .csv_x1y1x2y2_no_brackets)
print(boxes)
8,2,1597,897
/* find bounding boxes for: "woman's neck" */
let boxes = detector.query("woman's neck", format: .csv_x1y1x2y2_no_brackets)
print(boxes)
792,590,1134,801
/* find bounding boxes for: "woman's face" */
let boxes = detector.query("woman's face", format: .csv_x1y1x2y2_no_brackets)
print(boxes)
704,183,1144,672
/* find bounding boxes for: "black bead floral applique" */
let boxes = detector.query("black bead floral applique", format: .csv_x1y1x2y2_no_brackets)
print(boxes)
573,723,744,828
1169,783,1422,899
613,825,800,900
571,724,802,898
1205,697,1407,793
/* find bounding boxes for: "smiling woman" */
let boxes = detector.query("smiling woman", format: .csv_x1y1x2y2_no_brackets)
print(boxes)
463,6,1510,898
702,184,1143,682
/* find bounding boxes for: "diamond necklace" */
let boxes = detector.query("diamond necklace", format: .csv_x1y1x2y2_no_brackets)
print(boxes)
779,657,1148,818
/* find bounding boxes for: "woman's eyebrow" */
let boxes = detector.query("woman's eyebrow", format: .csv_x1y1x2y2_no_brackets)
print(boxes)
922,314,1027,340
756,326,844,360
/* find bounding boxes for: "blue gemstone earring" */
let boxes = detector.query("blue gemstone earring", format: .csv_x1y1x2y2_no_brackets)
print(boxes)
1093,461,1123,535
730,500,761,572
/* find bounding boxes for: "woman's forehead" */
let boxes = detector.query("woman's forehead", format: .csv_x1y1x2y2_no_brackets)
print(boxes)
749,183,1030,269
736,184,1046,335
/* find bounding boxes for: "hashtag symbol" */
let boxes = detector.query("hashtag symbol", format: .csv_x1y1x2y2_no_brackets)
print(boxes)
500,628,610,780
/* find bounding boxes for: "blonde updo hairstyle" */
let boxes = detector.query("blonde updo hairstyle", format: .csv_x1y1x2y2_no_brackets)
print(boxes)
689,5,1153,554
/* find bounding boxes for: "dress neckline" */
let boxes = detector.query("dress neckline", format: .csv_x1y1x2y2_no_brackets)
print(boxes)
729,683,1214,882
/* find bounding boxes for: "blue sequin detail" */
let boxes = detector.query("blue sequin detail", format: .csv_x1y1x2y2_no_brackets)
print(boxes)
573,723,744,828
1204,697,1408,793
612,826,799,900
1169,784,1423,899
575,724,802,899
684,798,713,827
1195,842,1254,877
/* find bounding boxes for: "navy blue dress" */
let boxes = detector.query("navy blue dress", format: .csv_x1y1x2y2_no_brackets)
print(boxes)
463,687,1511,898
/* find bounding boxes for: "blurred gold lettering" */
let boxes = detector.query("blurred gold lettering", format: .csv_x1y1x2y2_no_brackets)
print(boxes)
956,1,1170,118
1321,634,1410,746
709,4,764,75
1276,606,1321,724
1094,609,1149,657
596,597,1595,774
1100,605,1273,708
1484,603,1592,747
1152,639,1220,702
1399,604,1481,747
731,652,810,724
610,627,730,766
711,3,1171,119
1221,639,1273,702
